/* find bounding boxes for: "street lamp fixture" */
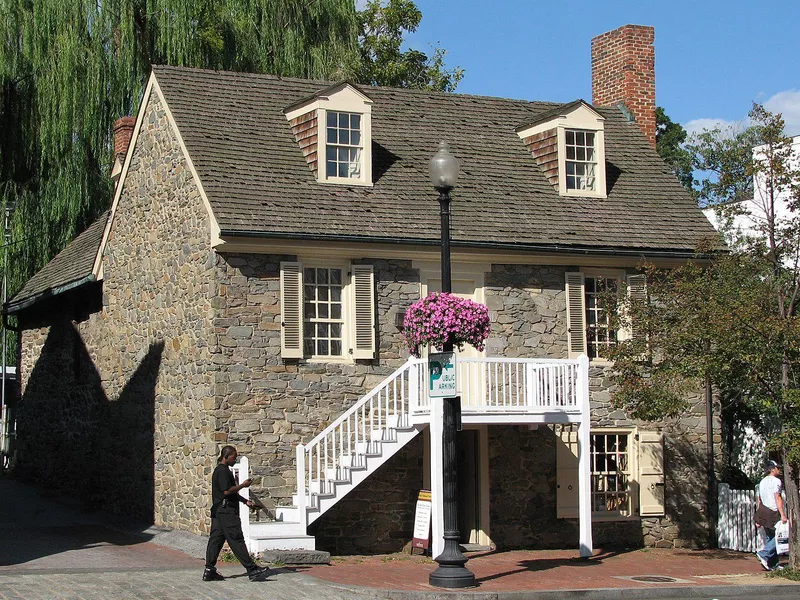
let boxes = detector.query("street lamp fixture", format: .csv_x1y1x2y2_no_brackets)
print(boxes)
427,141,476,589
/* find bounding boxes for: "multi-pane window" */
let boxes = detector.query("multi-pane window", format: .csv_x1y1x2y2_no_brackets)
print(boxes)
326,111,362,179
565,129,596,191
591,432,632,516
303,268,344,357
585,276,617,360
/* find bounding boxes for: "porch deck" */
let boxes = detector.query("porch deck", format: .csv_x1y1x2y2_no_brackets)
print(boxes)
408,356,587,425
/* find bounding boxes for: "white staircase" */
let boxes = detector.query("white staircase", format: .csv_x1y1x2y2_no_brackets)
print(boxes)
247,359,426,552
243,355,590,553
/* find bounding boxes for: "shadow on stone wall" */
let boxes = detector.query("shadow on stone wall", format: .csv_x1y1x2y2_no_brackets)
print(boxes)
661,434,711,547
14,320,163,523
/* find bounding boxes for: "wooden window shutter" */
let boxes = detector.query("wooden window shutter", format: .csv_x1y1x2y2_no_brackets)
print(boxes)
351,264,375,359
625,273,647,345
565,272,587,358
280,262,303,359
638,431,665,516
556,425,579,518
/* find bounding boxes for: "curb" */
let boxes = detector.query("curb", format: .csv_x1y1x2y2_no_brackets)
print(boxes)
327,582,800,600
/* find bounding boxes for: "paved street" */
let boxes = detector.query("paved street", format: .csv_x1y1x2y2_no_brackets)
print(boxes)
0,568,376,600
0,475,375,599
2,475,799,600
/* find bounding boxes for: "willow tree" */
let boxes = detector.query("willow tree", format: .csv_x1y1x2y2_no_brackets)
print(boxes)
0,0,359,325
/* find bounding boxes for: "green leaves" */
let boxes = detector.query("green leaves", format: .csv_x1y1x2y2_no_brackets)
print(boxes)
685,115,763,208
611,105,800,479
354,0,463,92
0,0,361,348
656,107,694,194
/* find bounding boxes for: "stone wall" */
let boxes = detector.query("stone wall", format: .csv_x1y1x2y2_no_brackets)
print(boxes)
212,255,420,533
486,263,715,549
16,94,217,532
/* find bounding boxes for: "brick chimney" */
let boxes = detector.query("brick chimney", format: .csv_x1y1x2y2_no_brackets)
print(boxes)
111,116,136,184
591,25,656,147
113,116,136,163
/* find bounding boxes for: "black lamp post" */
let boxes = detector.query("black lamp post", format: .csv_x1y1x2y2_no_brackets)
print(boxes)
428,141,476,589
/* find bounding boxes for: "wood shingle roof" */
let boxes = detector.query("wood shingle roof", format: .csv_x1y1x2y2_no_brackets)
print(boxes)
154,65,717,252
7,65,719,312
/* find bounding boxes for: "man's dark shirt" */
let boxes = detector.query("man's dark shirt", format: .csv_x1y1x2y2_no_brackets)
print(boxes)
211,463,243,515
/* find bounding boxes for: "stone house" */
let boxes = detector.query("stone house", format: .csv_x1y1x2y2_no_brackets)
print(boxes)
6,25,720,555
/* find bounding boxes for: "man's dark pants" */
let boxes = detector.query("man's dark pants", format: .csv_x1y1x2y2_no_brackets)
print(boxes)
205,511,256,570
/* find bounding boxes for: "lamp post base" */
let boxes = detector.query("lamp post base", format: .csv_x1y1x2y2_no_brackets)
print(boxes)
429,534,476,588
429,566,476,589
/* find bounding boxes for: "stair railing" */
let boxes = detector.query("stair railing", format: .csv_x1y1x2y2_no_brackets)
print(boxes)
295,357,425,523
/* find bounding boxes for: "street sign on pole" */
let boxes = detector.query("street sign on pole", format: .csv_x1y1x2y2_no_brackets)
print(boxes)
429,352,456,398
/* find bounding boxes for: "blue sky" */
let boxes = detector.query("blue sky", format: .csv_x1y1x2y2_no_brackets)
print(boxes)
395,0,800,136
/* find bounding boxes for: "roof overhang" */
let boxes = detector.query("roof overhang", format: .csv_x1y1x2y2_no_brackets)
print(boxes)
4,274,97,315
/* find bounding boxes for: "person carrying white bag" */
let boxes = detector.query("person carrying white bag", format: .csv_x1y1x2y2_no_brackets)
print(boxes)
755,460,788,571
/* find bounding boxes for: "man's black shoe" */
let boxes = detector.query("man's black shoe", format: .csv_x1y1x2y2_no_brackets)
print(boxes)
202,567,225,581
247,566,269,581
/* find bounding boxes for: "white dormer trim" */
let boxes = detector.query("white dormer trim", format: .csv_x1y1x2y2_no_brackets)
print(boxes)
517,102,607,199
285,83,373,187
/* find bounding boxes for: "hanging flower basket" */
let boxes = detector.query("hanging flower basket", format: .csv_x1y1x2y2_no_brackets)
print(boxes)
402,292,491,358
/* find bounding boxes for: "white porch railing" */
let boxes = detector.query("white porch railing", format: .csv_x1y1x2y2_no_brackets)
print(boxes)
292,356,587,528
413,357,583,416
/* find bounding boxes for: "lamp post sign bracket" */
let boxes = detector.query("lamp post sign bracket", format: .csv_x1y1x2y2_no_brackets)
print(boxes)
429,352,456,398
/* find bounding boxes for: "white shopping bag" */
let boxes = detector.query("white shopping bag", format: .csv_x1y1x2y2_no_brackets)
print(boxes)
775,520,790,555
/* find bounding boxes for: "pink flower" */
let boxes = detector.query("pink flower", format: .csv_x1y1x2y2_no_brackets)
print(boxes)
402,292,491,357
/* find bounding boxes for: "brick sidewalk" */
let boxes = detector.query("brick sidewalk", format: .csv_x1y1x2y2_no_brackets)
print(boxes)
299,548,796,593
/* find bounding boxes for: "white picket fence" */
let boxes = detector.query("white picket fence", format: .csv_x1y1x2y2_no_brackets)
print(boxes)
718,482,763,552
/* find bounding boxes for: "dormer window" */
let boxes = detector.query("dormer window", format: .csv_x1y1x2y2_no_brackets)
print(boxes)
516,100,606,199
326,111,362,179
565,129,597,191
284,82,373,187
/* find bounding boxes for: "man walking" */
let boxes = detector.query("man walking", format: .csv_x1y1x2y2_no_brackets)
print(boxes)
203,445,269,582
755,459,788,571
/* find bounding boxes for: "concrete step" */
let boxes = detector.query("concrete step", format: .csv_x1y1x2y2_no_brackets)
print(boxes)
275,506,299,522
250,534,316,552
276,504,318,523
259,549,330,565
249,520,304,537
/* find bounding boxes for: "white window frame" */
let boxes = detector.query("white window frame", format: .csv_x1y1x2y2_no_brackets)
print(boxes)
557,125,606,198
317,102,372,186
516,102,607,198
302,264,348,360
583,271,621,362
566,270,646,364
590,429,636,519
280,260,375,363
323,110,364,182
565,269,623,363
284,83,373,187
556,425,665,521
564,129,598,192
